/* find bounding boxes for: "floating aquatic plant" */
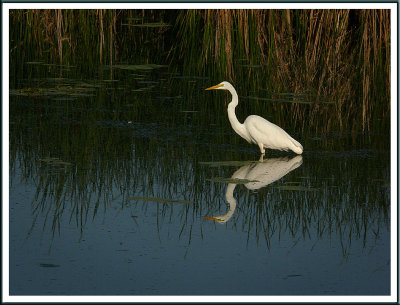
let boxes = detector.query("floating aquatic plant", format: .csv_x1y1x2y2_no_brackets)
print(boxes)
130,196,192,204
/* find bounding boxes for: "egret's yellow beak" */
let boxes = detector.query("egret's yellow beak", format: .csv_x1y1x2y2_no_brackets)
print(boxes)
205,84,223,90
203,216,222,222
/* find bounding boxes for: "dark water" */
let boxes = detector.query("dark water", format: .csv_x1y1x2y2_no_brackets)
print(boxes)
9,62,391,296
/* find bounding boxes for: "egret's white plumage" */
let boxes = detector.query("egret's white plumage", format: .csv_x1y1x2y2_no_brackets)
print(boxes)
205,81,303,155
203,155,303,224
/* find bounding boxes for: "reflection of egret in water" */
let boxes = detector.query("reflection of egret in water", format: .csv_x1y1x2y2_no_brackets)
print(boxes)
204,155,303,223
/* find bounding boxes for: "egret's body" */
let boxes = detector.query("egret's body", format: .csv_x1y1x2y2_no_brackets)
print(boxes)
206,81,303,155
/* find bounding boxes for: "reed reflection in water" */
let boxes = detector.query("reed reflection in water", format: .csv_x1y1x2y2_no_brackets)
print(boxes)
8,54,390,296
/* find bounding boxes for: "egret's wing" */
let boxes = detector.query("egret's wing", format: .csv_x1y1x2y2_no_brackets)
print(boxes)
245,115,302,153
245,116,289,149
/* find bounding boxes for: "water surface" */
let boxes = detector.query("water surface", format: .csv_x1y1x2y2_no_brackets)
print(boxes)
9,62,390,296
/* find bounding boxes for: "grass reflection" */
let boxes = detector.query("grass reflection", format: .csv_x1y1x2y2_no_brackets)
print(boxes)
10,111,389,256
9,60,389,257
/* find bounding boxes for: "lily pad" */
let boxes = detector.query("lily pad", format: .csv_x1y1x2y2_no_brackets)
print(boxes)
40,157,73,167
130,197,192,204
246,96,312,104
10,83,97,98
276,185,318,191
126,17,142,21
52,97,76,101
110,64,168,71
199,160,257,167
102,79,119,82
26,61,44,65
207,177,259,184
132,85,155,92
40,263,60,268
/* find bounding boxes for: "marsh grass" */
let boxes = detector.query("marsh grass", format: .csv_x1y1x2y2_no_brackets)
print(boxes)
173,9,390,134
10,9,170,66
10,9,390,134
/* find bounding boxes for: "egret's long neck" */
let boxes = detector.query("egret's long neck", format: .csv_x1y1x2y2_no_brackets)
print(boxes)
221,183,237,223
227,88,250,141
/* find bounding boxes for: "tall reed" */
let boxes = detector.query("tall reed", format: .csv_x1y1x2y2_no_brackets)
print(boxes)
9,9,390,134
10,9,170,66
173,9,390,134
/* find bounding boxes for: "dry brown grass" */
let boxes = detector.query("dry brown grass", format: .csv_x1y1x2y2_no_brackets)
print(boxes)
10,9,390,134
185,9,390,133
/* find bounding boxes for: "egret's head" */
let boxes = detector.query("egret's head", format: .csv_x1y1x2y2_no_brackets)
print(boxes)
205,81,233,91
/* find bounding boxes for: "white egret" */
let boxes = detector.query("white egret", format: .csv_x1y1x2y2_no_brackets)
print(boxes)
205,81,303,155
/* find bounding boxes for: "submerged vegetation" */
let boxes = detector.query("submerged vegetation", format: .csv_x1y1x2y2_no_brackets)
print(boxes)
10,8,390,134
9,8,391,249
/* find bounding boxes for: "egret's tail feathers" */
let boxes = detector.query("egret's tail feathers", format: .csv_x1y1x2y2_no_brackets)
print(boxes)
290,138,303,154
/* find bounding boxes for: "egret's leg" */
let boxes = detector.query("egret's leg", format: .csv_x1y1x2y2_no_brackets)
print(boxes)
258,143,265,154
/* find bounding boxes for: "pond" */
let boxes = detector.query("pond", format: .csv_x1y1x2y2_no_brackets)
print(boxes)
8,60,391,298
